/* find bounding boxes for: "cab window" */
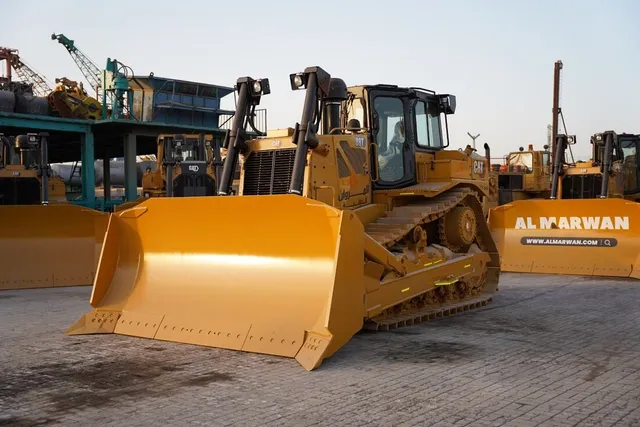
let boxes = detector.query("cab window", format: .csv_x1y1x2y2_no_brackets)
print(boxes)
542,152,550,166
373,96,406,183
507,152,533,173
620,138,639,192
346,97,365,129
415,100,443,149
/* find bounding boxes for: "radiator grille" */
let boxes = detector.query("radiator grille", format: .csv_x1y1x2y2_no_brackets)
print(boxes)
562,174,603,199
243,148,296,195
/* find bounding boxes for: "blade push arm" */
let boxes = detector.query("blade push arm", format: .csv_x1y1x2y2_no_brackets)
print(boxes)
218,77,270,196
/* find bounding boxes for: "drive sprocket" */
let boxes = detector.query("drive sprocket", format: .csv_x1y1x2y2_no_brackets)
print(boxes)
438,205,477,252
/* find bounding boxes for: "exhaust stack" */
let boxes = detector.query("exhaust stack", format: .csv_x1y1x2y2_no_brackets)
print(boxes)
483,142,491,164
322,78,347,135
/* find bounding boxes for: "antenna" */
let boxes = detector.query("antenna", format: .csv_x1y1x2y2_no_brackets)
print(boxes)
467,132,480,150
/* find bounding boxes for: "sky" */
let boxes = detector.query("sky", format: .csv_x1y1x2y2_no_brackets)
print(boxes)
1,0,638,161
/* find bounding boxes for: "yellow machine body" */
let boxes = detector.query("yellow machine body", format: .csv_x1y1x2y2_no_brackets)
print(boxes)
0,135,109,290
0,204,108,289
489,132,640,279
489,198,640,278
0,165,67,203
48,77,102,121
492,146,552,206
68,76,500,370
114,134,225,212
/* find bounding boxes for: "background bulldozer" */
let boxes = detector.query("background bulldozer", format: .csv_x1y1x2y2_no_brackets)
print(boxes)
0,132,66,205
0,132,108,290
491,144,552,205
114,133,227,211
489,131,640,278
68,66,500,371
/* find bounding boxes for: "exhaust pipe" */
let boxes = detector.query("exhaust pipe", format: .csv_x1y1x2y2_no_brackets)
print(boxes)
288,66,332,195
483,142,491,164
322,78,347,135
218,76,270,196
599,132,614,199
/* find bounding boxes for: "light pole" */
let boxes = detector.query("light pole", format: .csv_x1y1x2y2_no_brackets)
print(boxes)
467,132,480,150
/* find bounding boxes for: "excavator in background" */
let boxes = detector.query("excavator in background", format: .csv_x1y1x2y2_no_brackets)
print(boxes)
47,77,102,121
114,133,225,212
492,144,552,205
489,131,640,279
0,132,108,290
68,66,500,371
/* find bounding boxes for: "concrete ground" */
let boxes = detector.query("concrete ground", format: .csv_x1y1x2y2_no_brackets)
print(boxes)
1,273,640,427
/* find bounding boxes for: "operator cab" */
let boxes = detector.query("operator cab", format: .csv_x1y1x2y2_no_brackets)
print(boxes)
345,85,455,190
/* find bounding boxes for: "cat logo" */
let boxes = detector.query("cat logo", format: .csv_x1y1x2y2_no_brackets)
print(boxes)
188,165,200,172
473,160,484,175
355,136,366,148
272,140,281,147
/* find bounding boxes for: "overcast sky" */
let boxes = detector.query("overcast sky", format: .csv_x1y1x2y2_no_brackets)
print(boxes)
2,0,638,161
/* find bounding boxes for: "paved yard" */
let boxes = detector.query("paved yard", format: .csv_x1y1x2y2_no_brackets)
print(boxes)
1,273,640,426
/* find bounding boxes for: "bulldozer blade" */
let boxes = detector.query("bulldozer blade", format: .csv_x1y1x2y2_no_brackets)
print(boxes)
0,204,109,290
67,195,366,371
488,198,640,279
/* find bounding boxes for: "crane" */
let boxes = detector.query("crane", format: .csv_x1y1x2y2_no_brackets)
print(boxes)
0,46,52,96
51,33,103,101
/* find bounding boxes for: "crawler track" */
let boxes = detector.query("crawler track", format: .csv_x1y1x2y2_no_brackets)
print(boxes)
363,186,500,330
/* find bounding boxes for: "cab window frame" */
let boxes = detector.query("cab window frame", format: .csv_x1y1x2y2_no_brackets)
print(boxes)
413,98,444,150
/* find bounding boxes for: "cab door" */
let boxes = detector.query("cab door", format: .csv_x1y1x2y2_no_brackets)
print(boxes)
368,90,416,190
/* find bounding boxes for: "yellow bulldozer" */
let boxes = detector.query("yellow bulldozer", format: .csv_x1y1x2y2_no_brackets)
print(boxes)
491,144,552,205
114,133,226,212
68,66,500,371
0,133,66,204
489,131,640,278
0,132,108,290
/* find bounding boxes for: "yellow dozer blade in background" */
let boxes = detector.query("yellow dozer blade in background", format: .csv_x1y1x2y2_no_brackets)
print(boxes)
0,204,108,290
489,198,640,278
67,195,370,370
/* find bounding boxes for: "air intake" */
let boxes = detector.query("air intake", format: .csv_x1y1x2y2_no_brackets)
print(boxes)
242,148,297,195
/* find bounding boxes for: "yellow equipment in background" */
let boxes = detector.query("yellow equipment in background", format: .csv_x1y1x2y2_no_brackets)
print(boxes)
114,133,224,212
489,131,640,278
0,132,108,290
68,67,499,371
493,144,552,205
0,133,66,204
48,77,102,120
